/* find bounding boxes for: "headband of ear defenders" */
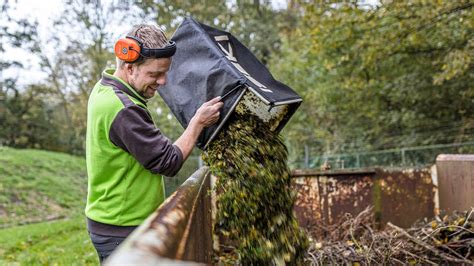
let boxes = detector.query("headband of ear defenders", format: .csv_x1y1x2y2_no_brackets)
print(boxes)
114,35,176,63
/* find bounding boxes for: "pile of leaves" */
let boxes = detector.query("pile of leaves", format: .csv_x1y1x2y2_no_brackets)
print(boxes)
306,207,474,265
203,113,308,265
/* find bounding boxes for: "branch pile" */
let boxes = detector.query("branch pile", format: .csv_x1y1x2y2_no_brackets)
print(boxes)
306,207,474,265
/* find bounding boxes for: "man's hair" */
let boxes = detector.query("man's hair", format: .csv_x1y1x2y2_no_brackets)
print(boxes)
116,24,169,68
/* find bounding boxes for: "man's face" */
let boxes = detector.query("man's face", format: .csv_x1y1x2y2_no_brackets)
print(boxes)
128,58,171,99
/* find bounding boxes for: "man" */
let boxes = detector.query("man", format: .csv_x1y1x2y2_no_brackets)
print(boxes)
85,24,223,262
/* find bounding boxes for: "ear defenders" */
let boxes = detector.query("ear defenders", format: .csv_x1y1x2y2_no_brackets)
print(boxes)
114,36,176,63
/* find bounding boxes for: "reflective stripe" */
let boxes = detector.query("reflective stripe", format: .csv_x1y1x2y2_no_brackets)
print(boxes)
214,35,229,41
214,35,273,94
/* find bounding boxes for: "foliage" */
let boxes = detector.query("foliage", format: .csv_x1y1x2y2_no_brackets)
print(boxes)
0,84,59,149
272,1,474,156
137,0,297,64
39,0,126,154
0,4,52,150
203,113,308,264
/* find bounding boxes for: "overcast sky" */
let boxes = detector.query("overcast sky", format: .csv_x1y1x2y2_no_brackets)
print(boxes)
2,0,62,85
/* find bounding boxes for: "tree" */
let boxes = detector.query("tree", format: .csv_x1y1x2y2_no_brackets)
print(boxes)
136,0,297,64
39,0,135,154
0,3,58,149
271,1,474,157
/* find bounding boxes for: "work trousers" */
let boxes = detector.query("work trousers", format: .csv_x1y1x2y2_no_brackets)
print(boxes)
89,232,126,264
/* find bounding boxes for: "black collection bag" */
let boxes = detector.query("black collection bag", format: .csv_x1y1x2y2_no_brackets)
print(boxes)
159,17,302,149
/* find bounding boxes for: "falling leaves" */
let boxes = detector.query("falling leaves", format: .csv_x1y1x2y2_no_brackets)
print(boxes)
203,113,308,265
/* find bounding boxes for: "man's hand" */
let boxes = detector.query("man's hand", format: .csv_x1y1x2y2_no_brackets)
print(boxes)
174,96,223,161
192,97,224,128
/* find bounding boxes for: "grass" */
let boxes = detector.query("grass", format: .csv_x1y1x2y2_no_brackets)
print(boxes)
0,216,97,265
0,147,87,226
0,147,99,265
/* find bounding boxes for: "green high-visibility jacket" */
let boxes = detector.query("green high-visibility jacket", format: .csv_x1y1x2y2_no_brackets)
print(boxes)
85,69,183,231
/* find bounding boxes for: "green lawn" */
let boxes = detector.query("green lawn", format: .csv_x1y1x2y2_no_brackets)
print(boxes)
0,147,98,265
0,147,87,226
0,216,98,265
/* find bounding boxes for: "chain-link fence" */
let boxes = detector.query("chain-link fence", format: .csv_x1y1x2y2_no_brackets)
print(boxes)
289,141,474,170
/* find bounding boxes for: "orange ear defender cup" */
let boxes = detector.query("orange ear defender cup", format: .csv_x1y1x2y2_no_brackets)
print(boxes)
114,37,141,63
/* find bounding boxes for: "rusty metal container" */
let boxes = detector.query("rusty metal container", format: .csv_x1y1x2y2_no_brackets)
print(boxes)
436,154,474,214
375,168,435,227
292,169,375,228
291,167,435,229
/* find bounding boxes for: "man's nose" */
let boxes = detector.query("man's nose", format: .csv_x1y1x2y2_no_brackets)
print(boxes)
156,75,166,85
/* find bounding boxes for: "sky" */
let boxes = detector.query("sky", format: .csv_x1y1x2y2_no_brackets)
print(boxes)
5,0,290,40
7,0,64,29
2,0,64,85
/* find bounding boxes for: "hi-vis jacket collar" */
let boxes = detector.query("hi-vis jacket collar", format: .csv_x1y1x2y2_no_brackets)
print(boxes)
100,69,147,105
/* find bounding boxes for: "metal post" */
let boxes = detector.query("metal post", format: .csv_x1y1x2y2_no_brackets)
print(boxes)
304,145,309,168
401,148,406,165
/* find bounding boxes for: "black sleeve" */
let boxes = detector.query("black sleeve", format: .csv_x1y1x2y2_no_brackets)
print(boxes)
109,105,184,177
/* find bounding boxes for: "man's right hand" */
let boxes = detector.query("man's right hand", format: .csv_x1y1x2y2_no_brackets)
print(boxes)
174,96,223,161
192,96,224,128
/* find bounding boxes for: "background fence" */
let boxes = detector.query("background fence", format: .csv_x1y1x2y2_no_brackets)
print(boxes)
289,141,474,170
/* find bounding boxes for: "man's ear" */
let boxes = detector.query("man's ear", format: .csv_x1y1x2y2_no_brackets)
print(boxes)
125,63,134,75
